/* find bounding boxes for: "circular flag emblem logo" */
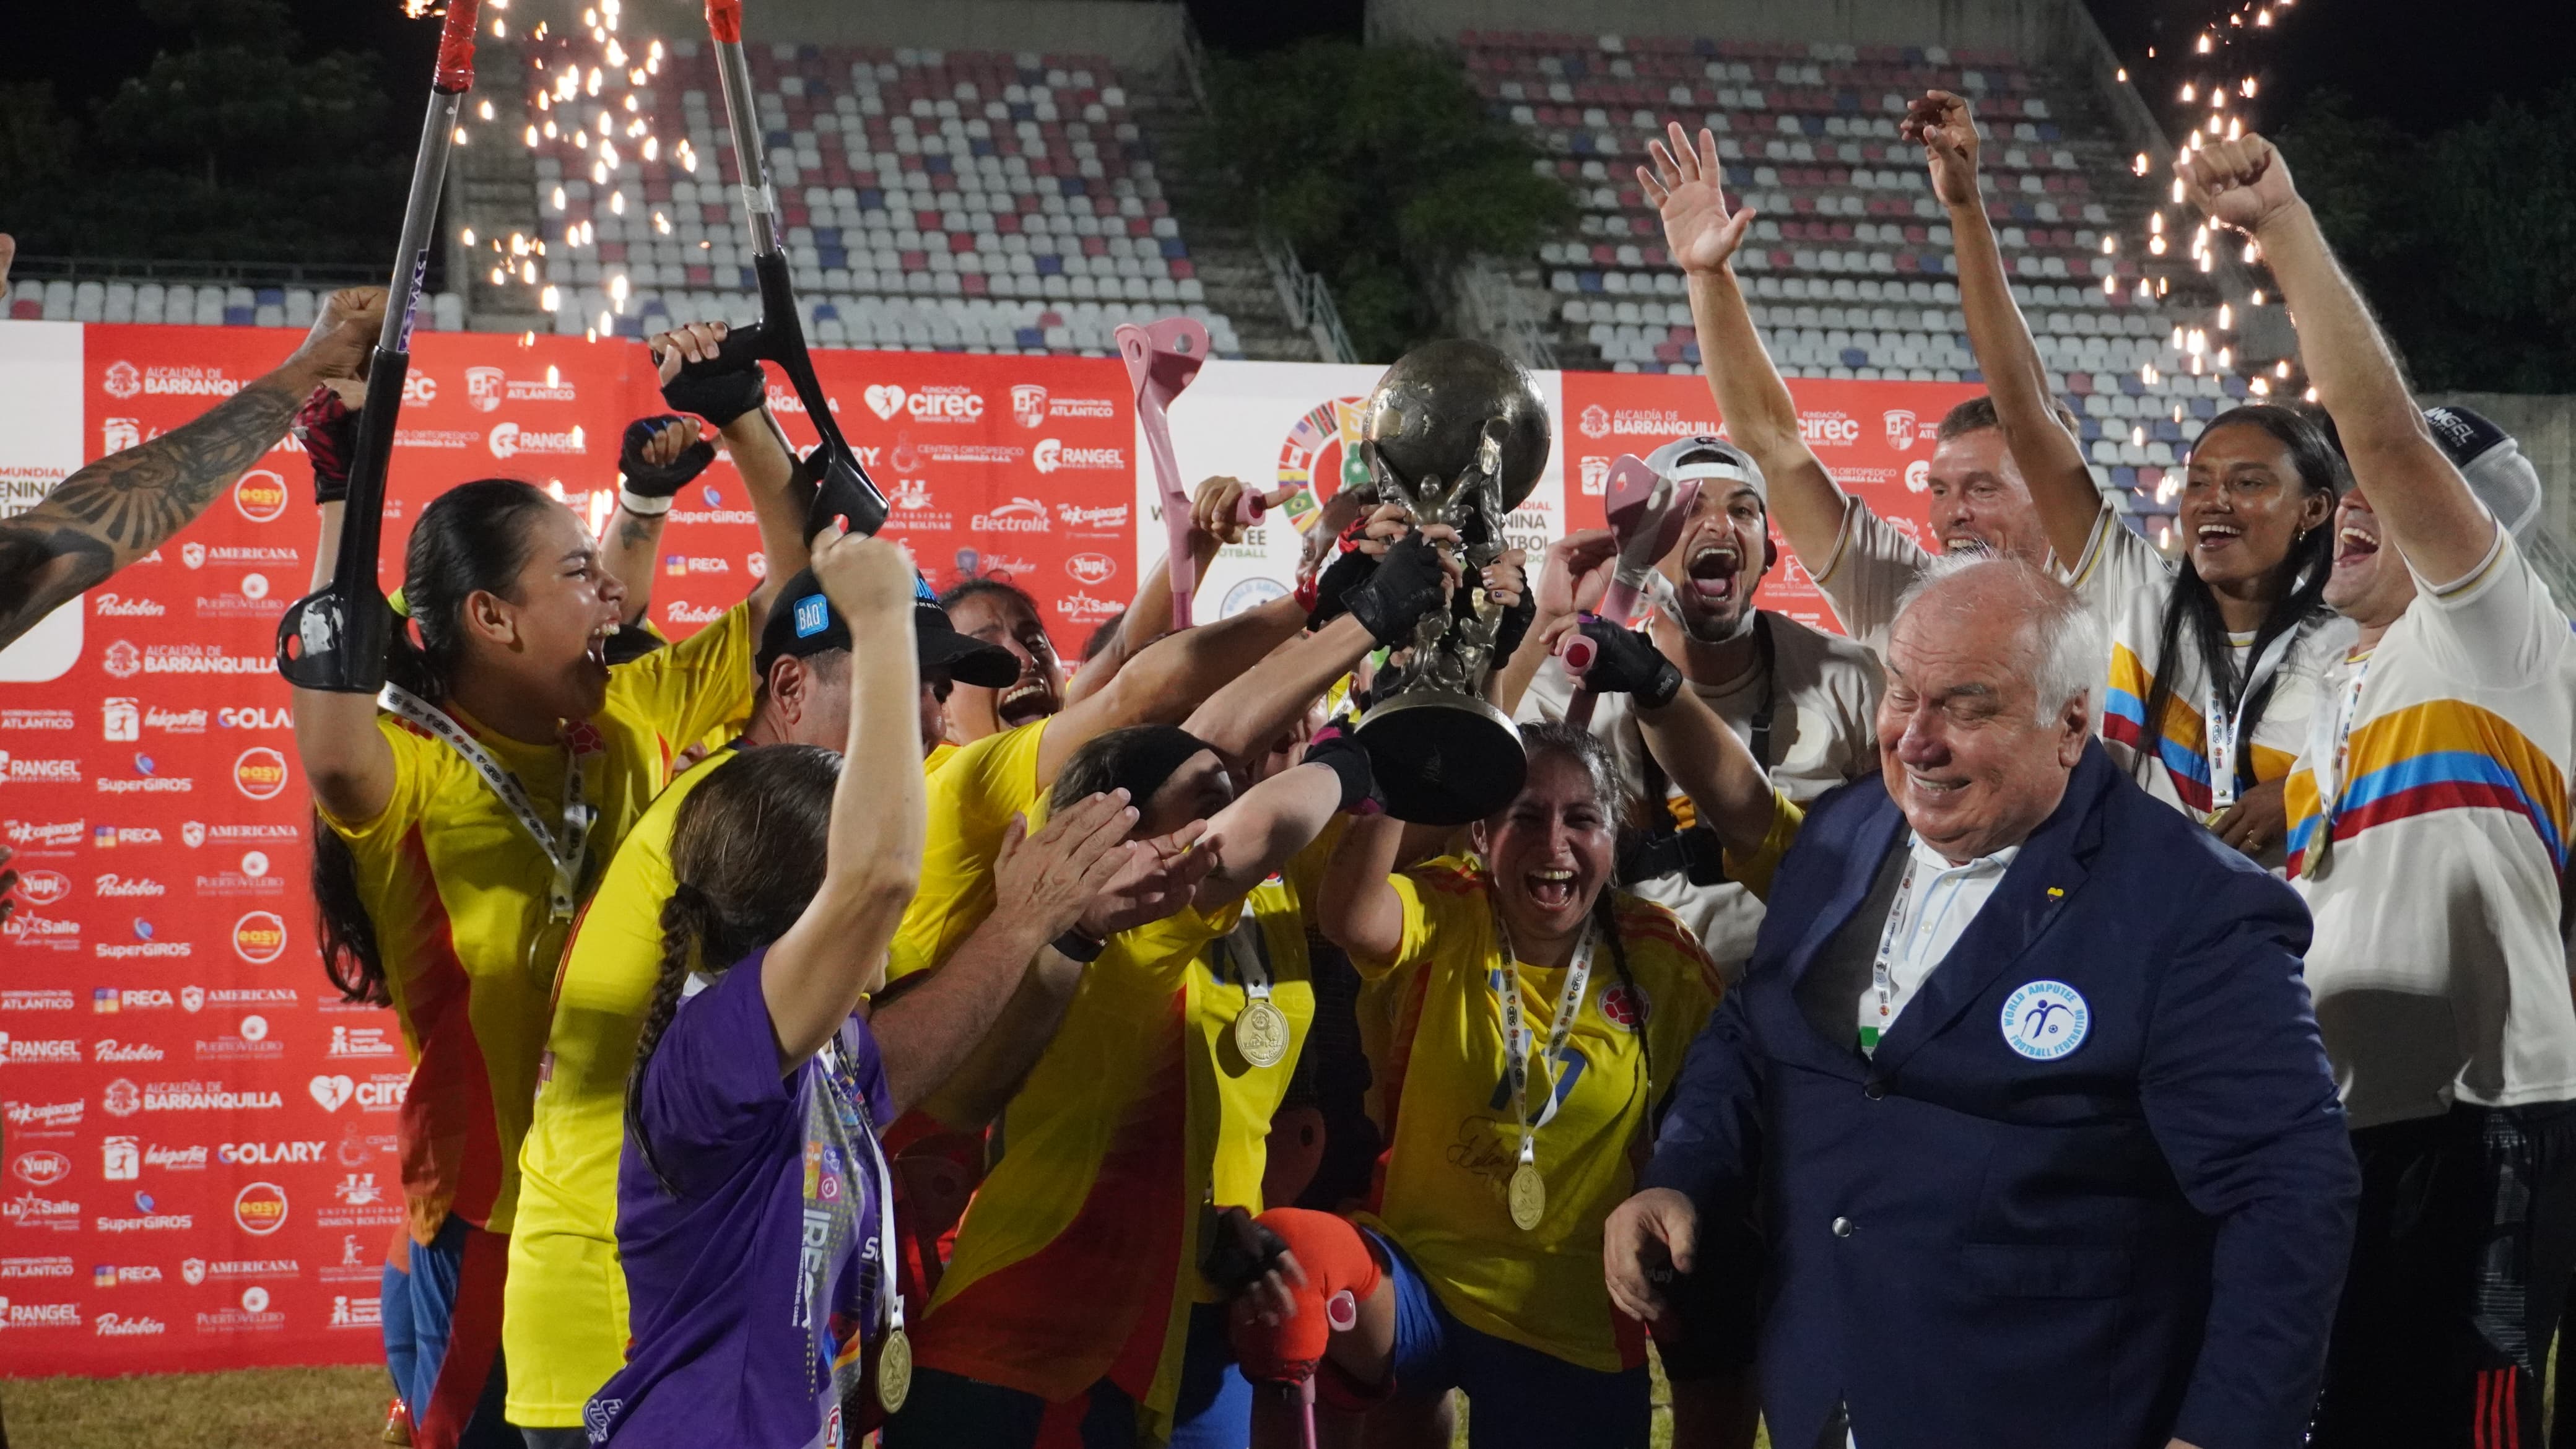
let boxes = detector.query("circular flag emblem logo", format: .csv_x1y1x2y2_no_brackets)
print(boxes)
1999,980,2090,1061
1597,982,1647,1033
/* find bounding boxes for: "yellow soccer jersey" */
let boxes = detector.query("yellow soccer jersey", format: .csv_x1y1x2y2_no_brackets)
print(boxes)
502,746,741,1425
1354,861,1720,1372
916,827,1341,1438
892,719,1051,980
319,604,754,1246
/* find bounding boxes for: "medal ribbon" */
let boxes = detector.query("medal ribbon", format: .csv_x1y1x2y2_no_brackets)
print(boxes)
1490,905,1595,1175
842,1046,905,1344
1219,899,1276,1007
2204,626,2300,811
1860,856,1921,1056
2302,653,2374,874
377,684,594,921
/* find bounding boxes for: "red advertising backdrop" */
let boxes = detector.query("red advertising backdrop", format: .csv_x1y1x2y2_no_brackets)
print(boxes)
2,327,1977,1377
1554,370,1983,632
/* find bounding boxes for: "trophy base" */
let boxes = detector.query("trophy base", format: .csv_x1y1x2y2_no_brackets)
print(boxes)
1354,692,1528,826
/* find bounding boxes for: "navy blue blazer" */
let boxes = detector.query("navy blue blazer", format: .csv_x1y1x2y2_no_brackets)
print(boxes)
1642,743,2358,1449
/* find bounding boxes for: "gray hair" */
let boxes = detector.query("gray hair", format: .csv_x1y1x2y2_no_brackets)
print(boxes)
1893,555,2101,728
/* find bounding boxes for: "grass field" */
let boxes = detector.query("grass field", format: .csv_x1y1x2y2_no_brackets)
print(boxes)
1,1368,1753,1449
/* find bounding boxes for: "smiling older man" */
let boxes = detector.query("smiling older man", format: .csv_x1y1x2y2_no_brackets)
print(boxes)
1599,556,2359,1449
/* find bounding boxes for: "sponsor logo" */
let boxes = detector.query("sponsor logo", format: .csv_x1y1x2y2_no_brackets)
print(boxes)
1011,383,1048,429
194,1284,287,1333
1580,456,1611,495
9,1152,70,1187
101,1136,137,1180
1999,980,2091,1061
1,1297,84,1329
887,479,933,511
102,699,139,739
94,925,191,959
233,748,288,801
234,1183,288,1235
94,874,165,899
1904,458,1931,494
103,418,143,453
0,1257,74,1280
4,1193,79,1231
6,819,84,850
659,555,730,576
107,643,271,676
1798,411,1862,448
1030,438,1122,473
4,1100,82,1131
197,851,284,898
101,639,143,679
111,363,238,399
194,1012,279,1061
217,706,291,730
1,990,76,1011
664,600,726,626
102,1079,284,1116
219,1141,324,1167
0,751,81,785
967,497,1051,533
0,1033,82,1065
232,912,289,965
1056,502,1129,531
866,383,986,423
1064,552,1118,586
94,824,162,847
93,1041,164,1063
462,366,576,414
331,1173,383,1207
191,822,295,847
198,987,296,1009
95,1190,194,1232
233,470,289,522
96,1312,167,1336
93,754,189,794
1056,590,1128,625
329,1295,383,1328
93,1264,162,1287
102,360,142,399
0,708,76,729
15,870,69,906
1580,404,1610,438
146,705,208,734
1589,404,1723,440
95,988,175,1011
1883,408,1920,451
90,592,163,618
147,1143,206,1172
3,912,79,949
489,421,587,459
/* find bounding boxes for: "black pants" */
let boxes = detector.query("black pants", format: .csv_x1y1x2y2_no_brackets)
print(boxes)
2311,1100,2576,1449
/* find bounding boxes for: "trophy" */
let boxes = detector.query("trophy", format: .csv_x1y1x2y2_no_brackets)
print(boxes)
1350,339,1552,825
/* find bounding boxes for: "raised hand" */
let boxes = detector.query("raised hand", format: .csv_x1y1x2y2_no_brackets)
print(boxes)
1536,528,1621,619
282,287,387,385
1638,121,1752,276
807,522,915,619
994,790,1143,940
1900,90,1982,210
1081,820,1216,936
2177,134,2302,235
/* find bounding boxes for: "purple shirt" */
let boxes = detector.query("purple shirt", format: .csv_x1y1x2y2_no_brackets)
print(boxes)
587,949,895,1448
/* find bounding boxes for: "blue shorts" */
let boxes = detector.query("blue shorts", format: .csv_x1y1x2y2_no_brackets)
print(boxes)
1368,1229,1653,1449
882,1301,1251,1449
381,1218,517,1449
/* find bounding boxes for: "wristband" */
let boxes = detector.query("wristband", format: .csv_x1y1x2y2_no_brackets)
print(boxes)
617,487,675,516
1302,729,1377,814
1051,928,1106,963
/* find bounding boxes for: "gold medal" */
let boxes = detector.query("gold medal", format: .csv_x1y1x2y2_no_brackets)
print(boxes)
1234,998,1292,1068
1508,1161,1546,1232
874,1325,913,1415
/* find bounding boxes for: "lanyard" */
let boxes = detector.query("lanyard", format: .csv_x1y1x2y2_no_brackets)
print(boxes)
2303,654,2374,872
841,1045,905,1344
1219,900,1274,1004
377,684,594,922
1860,856,1922,1056
2204,627,2300,811
1491,907,1595,1162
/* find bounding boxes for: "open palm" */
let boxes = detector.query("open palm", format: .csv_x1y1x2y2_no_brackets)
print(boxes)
1639,122,1752,275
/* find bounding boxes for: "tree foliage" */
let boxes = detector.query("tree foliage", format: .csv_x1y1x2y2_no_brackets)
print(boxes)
0,0,409,266
1193,39,1573,362
2281,86,2576,393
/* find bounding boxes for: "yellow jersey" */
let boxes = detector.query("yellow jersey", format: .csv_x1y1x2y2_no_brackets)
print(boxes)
915,827,1339,1438
1354,860,1720,1372
892,720,1051,980
319,605,753,1248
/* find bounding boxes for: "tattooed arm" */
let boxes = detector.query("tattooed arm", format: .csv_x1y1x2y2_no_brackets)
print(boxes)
0,287,381,652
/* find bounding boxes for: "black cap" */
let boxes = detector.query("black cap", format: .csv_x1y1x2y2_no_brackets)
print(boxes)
755,568,1019,687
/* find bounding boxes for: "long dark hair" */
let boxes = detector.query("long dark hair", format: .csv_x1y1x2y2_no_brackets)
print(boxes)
2137,405,2349,799
627,745,840,1191
1510,721,1654,1084
310,477,559,1006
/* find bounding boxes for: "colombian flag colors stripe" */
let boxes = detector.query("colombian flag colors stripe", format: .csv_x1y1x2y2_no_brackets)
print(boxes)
2285,698,2570,877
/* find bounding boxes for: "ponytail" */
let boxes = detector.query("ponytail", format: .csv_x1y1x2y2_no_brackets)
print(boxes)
627,883,713,1196
311,814,388,1007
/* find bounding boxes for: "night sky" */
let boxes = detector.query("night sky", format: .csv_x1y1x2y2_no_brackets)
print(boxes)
0,0,2554,150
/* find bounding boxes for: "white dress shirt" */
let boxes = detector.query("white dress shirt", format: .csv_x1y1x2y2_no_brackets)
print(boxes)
1858,832,2021,1046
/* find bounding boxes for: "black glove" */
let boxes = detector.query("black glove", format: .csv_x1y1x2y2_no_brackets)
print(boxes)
1305,544,1377,631
618,416,718,498
1200,1204,1291,1297
292,385,359,506
1490,581,1537,663
1344,534,1448,647
656,346,767,427
1575,616,1683,710
1300,722,1378,814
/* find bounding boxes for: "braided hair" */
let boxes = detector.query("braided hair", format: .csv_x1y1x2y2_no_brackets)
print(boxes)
1510,721,1655,1084
625,744,842,1193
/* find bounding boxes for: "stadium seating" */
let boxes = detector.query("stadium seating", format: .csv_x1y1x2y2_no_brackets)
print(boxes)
516,39,1247,359
1463,30,2246,524
11,276,466,333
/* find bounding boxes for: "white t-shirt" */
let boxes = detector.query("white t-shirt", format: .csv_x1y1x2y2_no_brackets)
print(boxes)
1519,609,1883,980
2285,528,2576,1129
1812,495,1936,659
2068,503,2354,850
